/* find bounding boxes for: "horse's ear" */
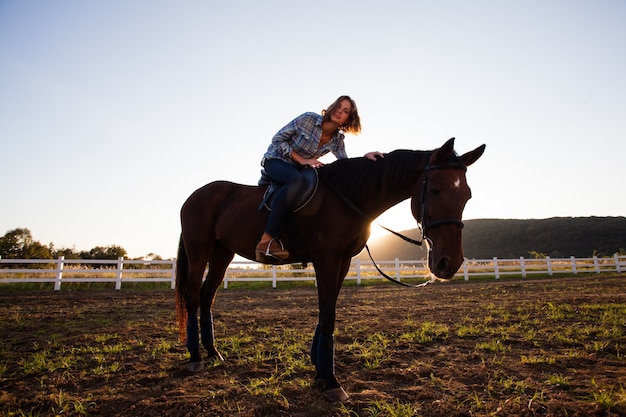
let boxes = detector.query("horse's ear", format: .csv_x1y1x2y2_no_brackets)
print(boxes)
431,137,455,164
460,144,486,167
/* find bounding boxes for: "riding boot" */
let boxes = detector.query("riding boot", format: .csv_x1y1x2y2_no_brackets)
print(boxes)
200,310,223,361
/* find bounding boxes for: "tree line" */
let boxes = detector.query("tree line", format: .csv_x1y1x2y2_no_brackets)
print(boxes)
0,228,162,261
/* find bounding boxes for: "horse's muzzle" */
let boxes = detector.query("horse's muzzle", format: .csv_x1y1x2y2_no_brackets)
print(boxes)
430,255,461,279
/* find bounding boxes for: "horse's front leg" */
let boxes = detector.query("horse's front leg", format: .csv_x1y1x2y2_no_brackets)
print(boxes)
312,257,351,402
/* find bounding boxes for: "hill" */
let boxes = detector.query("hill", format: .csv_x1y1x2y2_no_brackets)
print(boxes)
358,216,626,261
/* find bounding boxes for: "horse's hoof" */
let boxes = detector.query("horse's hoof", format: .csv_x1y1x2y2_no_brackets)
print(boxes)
324,386,349,402
186,361,204,373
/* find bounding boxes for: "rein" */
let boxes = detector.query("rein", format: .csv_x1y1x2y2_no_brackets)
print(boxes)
321,161,468,288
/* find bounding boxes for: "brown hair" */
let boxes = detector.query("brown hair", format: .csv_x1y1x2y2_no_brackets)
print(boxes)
322,95,362,135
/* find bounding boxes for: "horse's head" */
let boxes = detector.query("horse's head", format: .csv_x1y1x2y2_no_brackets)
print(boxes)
411,138,486,279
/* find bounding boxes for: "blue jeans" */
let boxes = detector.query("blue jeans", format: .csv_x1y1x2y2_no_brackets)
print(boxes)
262,158,306,237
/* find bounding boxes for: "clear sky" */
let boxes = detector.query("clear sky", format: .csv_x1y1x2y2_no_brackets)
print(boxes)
1,1,625,259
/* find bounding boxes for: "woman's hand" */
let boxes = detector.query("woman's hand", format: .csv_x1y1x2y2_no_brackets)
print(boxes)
291,151,324,168
364,151,385,161
306,159,324,169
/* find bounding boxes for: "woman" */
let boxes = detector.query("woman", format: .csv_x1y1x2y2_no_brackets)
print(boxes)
256,95,384,262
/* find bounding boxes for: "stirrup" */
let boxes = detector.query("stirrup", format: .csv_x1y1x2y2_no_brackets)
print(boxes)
255,238,289,262
268,239,289,258
265,238,289,260
265,238,285,255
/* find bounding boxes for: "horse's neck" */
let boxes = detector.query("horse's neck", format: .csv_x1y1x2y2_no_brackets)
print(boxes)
337,151,429,218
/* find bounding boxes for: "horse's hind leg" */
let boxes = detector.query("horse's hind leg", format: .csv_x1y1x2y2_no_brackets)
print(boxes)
185,254,208,372
199,242,233,363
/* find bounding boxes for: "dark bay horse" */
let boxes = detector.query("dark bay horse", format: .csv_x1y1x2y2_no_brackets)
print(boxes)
175,137,485,401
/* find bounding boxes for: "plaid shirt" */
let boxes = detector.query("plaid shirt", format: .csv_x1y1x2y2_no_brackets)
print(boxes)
262,112,347,164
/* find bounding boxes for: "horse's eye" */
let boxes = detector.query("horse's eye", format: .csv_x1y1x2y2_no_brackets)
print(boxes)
430,188,440,196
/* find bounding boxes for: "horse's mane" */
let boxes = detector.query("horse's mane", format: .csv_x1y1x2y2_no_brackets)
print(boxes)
317,150,431,211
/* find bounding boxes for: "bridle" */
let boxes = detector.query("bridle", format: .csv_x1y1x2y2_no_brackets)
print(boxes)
364,161,468,287
418,162,467,241
373,162,467,250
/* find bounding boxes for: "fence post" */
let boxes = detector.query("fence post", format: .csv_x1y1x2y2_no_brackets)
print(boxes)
355,259,361,286
547,256,552,276
115,257,124,290
493,257,499,279
54,256,65,291
272,266,277,289
615,253,621,273
520,257,526,278
170,258,177,290
571,256,577,274
223,269,229,289
463,258,469,281
593,256,600,273
395,258,400,282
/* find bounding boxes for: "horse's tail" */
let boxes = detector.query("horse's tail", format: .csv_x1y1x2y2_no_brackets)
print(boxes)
175,234,188,343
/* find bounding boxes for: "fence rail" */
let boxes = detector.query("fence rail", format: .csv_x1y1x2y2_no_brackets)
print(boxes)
1,254,624,290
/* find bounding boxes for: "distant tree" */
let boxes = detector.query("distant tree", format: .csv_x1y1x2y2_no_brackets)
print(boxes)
22,240,53,259
0,228,52,259
51,246,81,260
0,228,32,258
81,245,127,260
127,252,167,269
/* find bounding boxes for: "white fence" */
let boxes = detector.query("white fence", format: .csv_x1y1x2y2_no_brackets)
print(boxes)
1,254,625,290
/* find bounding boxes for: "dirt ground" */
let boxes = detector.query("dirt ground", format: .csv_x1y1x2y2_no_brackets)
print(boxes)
1,275,625,416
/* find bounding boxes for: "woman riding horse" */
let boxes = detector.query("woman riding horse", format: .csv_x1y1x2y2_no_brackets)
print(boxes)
256,95,384,262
